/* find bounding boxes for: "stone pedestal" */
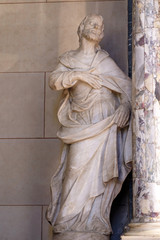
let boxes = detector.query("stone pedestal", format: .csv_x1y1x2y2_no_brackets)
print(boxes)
122,223,160,239
53,232,109,240
122,0,160,238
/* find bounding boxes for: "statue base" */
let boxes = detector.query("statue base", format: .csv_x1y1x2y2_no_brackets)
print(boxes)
53,231,110,240
121,222,160,240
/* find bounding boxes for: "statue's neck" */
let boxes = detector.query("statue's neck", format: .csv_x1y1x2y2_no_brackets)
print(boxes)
73,38,98,66
78,37,98,55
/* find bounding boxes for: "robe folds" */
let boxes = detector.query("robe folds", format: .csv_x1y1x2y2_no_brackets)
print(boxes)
46,49,132,235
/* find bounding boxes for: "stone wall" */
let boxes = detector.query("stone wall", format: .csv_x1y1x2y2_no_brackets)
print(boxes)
0,1,128,239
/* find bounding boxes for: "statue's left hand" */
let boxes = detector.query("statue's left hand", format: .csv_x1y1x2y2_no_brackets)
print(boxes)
113,102,131,128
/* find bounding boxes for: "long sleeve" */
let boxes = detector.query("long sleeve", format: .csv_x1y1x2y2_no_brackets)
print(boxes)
49,63,77,90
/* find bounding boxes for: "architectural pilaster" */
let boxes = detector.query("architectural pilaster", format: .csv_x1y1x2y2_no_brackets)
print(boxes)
122,0,160,238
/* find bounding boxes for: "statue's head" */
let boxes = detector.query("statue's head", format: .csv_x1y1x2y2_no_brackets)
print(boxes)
77,14,104,46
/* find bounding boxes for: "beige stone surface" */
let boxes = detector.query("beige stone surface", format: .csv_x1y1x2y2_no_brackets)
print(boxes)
0,139,62,205
122,237,160,240
0,0,45,3
48,0,124,1
43,206,53,240
0,0,122,1
0,206,41,240
0,73,44,138
45,72,62,138
0,1,127,73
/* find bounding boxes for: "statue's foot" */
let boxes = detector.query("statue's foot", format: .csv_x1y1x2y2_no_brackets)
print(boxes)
53,231,110,240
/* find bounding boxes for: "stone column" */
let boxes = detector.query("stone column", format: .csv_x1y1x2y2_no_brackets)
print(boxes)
122,0,160,239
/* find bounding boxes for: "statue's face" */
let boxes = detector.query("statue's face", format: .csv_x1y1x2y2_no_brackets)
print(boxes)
82,16,104,43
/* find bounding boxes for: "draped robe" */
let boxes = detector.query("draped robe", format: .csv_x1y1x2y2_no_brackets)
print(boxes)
46,49,132,235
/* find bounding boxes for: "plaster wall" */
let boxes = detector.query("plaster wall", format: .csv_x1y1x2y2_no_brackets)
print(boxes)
0,1,128,239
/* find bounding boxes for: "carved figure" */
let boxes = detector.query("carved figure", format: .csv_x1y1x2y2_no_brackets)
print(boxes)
46,14,132,240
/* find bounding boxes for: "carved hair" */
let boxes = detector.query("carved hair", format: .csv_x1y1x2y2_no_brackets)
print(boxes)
77,14,104,50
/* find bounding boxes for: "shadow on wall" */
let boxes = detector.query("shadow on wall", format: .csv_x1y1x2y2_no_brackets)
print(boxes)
110,172,132,240
86,1,128,74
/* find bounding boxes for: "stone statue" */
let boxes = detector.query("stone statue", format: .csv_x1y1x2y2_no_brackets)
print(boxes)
46,14,132,240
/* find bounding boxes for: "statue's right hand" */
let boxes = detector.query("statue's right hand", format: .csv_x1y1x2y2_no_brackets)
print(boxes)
72,71,101,89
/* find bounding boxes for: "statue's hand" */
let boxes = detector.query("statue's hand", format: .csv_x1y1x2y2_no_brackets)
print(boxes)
72,71,101,89
113,102,131,128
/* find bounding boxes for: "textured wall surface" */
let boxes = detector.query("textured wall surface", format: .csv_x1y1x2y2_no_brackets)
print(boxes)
132,0,160,222
0,1,128,239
